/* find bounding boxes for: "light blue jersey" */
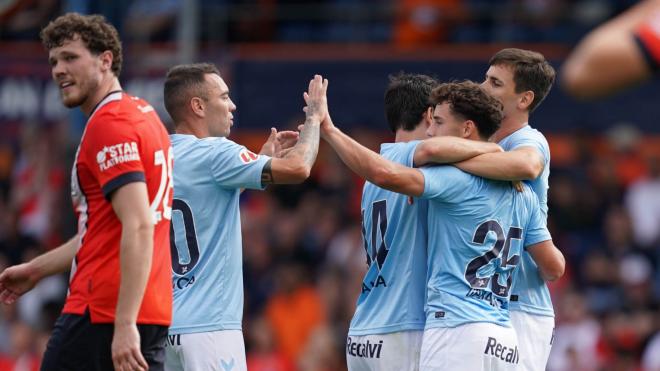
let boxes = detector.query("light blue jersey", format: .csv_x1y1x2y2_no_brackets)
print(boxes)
419,166,551,329
349,141,428,336
169,134,270,334
499,125,554,317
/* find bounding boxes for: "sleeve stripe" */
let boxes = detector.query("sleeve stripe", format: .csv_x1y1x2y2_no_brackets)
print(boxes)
102,171,146,201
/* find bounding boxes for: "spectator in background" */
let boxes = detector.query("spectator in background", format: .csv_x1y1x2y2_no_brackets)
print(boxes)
626,157,660,248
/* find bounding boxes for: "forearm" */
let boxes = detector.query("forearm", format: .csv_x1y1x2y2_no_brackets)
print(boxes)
29,235,79,279
115,224,153,325
414,137,501,166
274,117,320,183
455,151,539,181
324,125,389,182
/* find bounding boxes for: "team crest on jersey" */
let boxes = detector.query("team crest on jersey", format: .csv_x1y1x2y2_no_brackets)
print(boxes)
97,142,141,171
239,149,259,164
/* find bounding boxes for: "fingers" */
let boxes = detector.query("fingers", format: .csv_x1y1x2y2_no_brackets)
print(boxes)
113,349,147,371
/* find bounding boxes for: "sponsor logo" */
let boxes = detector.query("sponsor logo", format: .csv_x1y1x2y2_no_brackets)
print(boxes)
484,337,519,364
137,104,154,113
166,334,181,347
466,288,508,309
239,149,259,164
346,337,383,359
96,142,140,171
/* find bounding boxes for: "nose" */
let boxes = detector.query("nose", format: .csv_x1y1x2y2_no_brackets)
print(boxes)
229,98,237,112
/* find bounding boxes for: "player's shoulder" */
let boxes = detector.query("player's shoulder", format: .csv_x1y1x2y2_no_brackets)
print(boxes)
88,93,158,131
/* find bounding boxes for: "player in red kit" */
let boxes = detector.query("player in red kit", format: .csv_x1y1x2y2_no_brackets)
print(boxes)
563,0,660,98
0,13,172,371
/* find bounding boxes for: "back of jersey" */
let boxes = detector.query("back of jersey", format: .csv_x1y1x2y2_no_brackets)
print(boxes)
418,166,550,329
349,141,428,336
169,134,270,334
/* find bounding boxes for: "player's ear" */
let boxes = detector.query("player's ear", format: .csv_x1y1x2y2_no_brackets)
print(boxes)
463,120,476,138
99,50,113,73
518,90,534,111
190,96,205,117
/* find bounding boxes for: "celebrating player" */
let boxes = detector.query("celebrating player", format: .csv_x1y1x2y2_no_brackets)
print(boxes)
322,80,564,371
0,13,173,371
346,73,502,371
162,63,325,371
450,48,557,371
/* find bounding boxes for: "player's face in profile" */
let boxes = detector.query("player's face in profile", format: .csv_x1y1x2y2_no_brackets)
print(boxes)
481,64,519,117
48,37,103,109
205,73,236,137
426,103,466,138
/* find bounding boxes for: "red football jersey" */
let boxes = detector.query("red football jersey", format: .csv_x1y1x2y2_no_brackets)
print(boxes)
636,12,660,67
63,91,173,325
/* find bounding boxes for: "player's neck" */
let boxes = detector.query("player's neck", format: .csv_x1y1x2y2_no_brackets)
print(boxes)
81,76,121,117
175,121,209,138
394,124,428,142
491,112,529,143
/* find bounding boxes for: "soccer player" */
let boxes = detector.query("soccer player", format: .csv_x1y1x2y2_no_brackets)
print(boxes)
322,80,564,371
452,48,557,371
346,74,502,371
562,0,660,99
161,64,326,371
0,13,173,371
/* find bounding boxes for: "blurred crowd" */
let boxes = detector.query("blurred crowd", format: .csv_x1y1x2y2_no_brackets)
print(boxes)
0,117,658,371
0,0,642,45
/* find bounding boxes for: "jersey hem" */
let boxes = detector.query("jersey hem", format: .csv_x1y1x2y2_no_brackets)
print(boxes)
168,322,242,334
424,319,511,330
348,322,425,336
509,304,555,317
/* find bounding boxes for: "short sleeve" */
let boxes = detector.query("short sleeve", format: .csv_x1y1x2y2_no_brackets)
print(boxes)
634,13,660,71
208,138,271,190
85,112,146,199
523,191,552,248
419,165,474,201
507,134,549,166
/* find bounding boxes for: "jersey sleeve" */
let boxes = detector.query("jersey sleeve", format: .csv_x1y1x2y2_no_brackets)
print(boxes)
523,190,552,248
419,165,474,202
209,138,271,190
85,111,146,200
402,140,421,167
506,132,550,166
634,13,660,71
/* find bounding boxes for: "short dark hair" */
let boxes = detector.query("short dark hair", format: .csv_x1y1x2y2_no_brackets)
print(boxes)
384,73,437,133
163,63,220,124
40,13,123,77
430,81,503,140
489,48,555,112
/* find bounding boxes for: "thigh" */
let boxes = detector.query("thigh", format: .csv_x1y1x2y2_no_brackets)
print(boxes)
138,324,168,371
420,324,520,371
346,331,423,371
510,311,554,371
175,330,247,371
41,312,114,371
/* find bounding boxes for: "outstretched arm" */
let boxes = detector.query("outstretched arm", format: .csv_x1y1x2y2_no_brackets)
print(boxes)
562,0,660,99
526,240,565,282
263,75,326,185
322,115,424,197
413,136,502,167
454,146,544,181
0,234,79,304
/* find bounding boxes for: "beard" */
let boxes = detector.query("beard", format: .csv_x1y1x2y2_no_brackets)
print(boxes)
59,76,99,109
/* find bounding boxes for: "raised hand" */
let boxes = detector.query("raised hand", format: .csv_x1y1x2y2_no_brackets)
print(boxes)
0,263,39,305
303,75,329,124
